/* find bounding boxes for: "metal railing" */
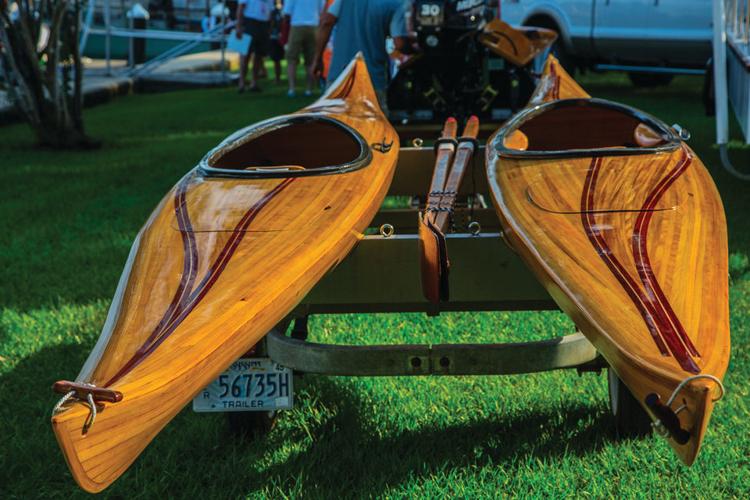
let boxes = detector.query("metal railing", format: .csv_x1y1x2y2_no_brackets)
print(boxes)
81,0,232,77
726,0,750,46
713,0,750,180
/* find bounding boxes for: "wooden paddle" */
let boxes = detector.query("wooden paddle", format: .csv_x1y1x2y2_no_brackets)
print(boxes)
424,117,458,223
419,116,480,305
419,118,457,305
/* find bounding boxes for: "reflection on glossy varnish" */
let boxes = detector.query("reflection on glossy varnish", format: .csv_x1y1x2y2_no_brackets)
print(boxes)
104,176,295,386
329,63,356,99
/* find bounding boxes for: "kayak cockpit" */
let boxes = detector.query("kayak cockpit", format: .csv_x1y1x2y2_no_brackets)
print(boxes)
200,115,372,178
495,98,681,159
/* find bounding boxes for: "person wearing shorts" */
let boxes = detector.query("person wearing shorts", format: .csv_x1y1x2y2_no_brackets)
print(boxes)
283,0,324,97
268,1,285,84
236,0,273,92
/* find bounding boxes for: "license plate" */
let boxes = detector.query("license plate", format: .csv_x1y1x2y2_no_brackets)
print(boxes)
192,358,293,412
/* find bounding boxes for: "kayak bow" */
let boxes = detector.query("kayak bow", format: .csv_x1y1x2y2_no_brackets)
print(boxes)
51,53,399,493
486,55,730,465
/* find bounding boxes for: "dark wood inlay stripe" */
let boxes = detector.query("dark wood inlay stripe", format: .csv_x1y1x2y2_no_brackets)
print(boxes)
104,177,296,386
581,157,669,354
150,178,199,340
632,148,700,372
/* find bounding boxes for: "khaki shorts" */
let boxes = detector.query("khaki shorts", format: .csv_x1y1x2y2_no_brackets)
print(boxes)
287,25,317,64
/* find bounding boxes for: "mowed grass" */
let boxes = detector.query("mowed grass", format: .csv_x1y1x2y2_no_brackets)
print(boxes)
1,70,749,498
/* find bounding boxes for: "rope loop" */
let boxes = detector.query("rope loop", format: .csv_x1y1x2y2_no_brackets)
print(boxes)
52,391,76,416
666,374,725,406
51,383,100,433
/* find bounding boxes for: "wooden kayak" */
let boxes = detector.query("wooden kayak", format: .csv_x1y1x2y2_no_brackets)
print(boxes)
51,54,399,493
486,56,729,465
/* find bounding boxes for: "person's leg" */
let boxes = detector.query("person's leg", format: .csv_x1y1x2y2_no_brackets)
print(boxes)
248,20,270,91
287,27,299,96
303,27,316,95
286,52,297,96
238,19,251,91
287,59,297,95
304,60,314,94
272,43,282,84
251,54,264,90
257,21,269,80
239,53,250,91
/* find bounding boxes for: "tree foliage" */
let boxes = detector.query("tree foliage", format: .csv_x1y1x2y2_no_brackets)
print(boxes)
0,0,97,148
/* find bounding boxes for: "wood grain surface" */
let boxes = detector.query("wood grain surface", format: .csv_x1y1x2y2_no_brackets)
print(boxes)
486,56,730,465
51,55,399,492
479,20,557,67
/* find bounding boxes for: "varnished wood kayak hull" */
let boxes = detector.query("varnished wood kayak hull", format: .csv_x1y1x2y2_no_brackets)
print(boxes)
486,56,730,465
51,54,399,492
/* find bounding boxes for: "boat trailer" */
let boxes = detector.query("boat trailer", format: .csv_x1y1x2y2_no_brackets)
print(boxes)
260,144,599,372
226,142,650,438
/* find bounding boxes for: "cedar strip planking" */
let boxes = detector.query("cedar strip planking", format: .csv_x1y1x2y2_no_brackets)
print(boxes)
51,54,399,493
486,55,730,466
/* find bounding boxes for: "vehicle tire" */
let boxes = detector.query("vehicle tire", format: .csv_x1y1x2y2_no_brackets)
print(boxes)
627,72,674,87
607,368,652,439
227,410,277,438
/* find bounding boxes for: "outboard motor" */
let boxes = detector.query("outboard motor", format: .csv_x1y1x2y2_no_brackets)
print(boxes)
387,0,539,124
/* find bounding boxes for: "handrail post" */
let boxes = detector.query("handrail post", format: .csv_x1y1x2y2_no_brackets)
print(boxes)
713,0,729,147
220,6,227,83
105,0,111,75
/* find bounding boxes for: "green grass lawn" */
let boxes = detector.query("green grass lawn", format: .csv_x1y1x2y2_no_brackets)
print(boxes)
1,72,749,498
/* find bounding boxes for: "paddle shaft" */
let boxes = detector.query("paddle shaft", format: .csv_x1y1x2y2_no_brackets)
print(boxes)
425,118,458,223
434,116,480,230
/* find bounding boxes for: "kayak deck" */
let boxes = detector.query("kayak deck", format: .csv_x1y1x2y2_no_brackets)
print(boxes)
51,55,400,493
486,57,730,465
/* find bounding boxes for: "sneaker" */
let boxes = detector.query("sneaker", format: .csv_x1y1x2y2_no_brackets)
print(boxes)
287,89,297,97
249,85,262,93
304,89,313,97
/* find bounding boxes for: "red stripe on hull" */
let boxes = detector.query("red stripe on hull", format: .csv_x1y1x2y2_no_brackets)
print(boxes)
632,148,700,372
548,61,560,101
580,158,669,354
104,177,296,386
330,65,357,99
581,152,701,373
150,178,199,342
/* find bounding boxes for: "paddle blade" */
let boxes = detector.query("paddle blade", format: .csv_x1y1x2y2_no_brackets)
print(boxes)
442,117,458,140
462,115,480,139
419,215,450,304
